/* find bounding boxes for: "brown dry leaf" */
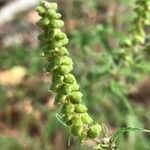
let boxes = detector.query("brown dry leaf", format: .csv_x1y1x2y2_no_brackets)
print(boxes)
0,66,27,86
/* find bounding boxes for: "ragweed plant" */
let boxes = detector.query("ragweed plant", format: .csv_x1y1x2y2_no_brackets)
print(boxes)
36,0,150,149
36,1,103,148
118,0,150,66
112,0,150,106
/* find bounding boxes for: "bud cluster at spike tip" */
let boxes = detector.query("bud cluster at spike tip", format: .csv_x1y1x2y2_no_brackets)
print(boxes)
36,1,102,142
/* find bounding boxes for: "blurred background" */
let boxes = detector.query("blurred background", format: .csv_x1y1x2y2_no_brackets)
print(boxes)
0,0,150,149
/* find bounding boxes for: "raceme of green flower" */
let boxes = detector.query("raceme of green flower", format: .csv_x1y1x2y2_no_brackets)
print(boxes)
132,0,150,44
36,1,102,143
118,0,150,66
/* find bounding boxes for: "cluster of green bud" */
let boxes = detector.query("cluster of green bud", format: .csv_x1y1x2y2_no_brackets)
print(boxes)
36,1,102,142
118,0,150,66
132,0,150,44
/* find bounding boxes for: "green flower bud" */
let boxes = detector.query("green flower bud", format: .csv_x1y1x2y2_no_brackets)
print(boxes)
50,20,64,28
55,93,66,103
41,45,52,54
61,56,73,65
63,115,72,126
56,47,69,56
60,37,69,46
68,92,83,104
46,2,58,10
71,118,84,136
58,84,72,95
81,113,93,124
38,17,50,27
51,56,72,66
47,10,61,19
71,124,84,136
36,6,46,15
71,82,80,91
51,39,68,48
64,74,76,84
87,124,102,139
62,104,75,114
74,119,83,127
45,51,56,61
52,73,64,85
75,104,87,113
53,40,63,48
55,32,66,40
58,64,73,74
53,56,72,66
71,115,81,124
53,56,62,66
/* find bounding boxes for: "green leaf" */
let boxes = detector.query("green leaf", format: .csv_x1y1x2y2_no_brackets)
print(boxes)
111,127,150,144
55,113,68,127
